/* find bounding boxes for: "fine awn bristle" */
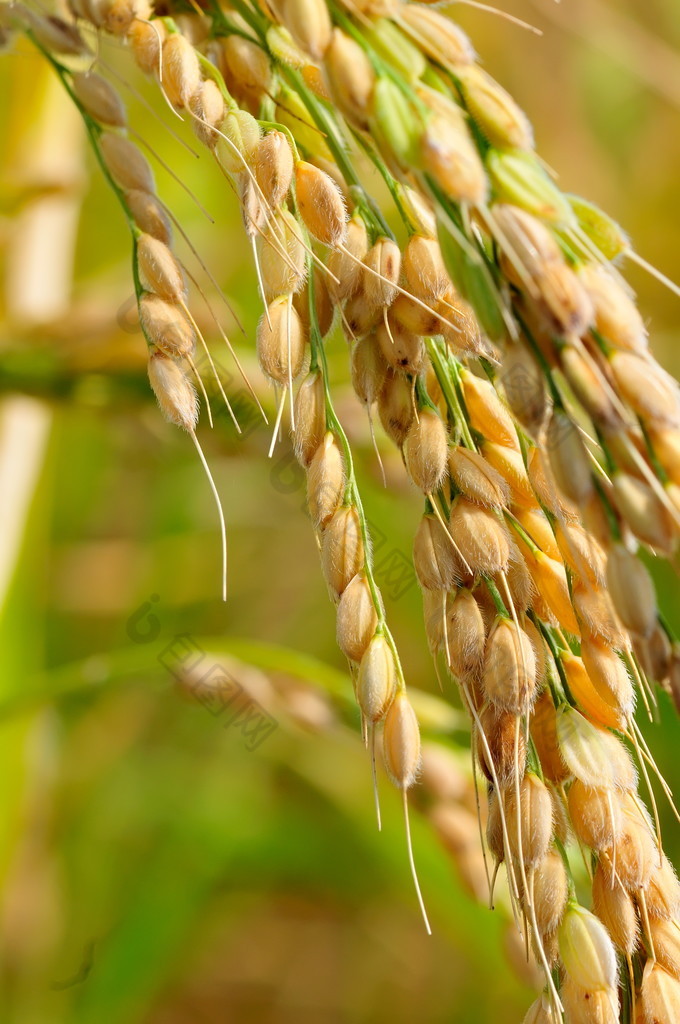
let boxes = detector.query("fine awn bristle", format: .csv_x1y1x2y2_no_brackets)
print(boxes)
17,2,680,1018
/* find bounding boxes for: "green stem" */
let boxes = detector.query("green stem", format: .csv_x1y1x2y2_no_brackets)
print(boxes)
526,737,543,780
484,576,509,618
504,511,540,555
30,35,149,339
351,130,411,234
637,417,669,486
553,836,577,898
592,475,622,541
307,263,406,688
426,339,475,449
531,615,574,707
210,0,268,42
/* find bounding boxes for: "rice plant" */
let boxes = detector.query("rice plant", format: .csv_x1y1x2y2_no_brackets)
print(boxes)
2,0,680,1019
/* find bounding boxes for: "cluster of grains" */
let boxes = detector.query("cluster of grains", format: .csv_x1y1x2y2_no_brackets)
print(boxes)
293,359,430,929
16,0,680,1018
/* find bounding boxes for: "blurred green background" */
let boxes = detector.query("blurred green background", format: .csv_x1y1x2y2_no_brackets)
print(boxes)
1,2,680,1021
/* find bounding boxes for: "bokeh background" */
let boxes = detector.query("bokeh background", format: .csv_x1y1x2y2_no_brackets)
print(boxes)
1,1,680,1021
